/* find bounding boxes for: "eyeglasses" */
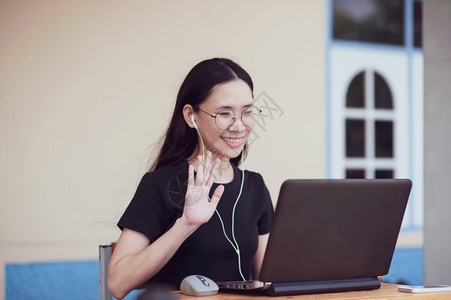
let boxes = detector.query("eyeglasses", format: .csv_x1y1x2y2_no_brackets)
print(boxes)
197,106,262,130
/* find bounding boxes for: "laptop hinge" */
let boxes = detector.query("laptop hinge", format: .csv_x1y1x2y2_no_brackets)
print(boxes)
267,277,381,296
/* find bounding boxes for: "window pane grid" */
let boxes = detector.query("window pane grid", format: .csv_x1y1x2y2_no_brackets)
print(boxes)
345,159,395,168
346,119,365,157
375,169,394,178
346,72,365,108
375,72,394,109
344,69,396,179
346,169,366,179
375,120,394,158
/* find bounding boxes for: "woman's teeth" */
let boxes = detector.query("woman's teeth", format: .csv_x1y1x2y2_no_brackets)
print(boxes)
222,137,243,143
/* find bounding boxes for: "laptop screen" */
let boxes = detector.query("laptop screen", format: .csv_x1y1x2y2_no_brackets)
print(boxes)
259,179,412,283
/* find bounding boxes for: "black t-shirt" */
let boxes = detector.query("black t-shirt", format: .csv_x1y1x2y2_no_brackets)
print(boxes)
118,160,274,289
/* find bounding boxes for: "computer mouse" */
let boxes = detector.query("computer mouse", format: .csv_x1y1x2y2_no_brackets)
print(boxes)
180,275,219,296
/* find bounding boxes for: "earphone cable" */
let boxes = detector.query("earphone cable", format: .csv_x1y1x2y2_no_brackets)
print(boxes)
194,123,246,281
214,163,246,281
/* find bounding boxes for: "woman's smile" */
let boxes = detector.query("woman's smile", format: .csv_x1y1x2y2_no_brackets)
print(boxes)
221,135,246,148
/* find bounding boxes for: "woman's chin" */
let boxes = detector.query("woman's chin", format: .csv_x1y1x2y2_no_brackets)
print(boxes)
225,146,245,159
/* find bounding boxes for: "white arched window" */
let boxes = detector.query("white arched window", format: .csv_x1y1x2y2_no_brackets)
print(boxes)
344,70,396,179
328,45,423,230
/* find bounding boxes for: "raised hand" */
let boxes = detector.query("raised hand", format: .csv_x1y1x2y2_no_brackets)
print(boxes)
181,152,225,227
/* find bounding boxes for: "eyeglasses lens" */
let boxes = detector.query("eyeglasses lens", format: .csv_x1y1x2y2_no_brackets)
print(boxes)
216,107,261,129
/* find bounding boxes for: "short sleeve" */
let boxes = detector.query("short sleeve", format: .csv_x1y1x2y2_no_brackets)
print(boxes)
117,172,172,242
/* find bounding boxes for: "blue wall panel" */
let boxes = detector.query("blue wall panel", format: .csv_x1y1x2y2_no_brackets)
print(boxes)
6,261,98,300
384,247,423,285
5,260,142,300
5,249,423,299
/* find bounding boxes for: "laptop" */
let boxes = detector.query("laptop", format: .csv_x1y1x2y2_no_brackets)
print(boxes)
217,179,412,296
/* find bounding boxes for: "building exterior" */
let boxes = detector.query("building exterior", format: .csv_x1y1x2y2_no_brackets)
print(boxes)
2,0,441,298
327,0,424,285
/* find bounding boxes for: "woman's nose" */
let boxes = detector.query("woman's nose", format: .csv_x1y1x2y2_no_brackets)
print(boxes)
228,115,246,131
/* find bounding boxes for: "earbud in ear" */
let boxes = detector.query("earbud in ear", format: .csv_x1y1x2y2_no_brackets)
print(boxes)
191,115,198,129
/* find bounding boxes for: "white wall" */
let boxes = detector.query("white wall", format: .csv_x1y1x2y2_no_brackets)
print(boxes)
0,0,326,296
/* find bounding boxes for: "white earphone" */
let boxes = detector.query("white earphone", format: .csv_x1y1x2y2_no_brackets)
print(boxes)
190,112,247,281
191,115,198,130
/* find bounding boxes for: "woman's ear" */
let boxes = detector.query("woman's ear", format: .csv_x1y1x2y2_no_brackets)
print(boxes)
183,105,196,128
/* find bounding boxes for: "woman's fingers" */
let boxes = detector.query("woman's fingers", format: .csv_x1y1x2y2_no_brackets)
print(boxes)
190,152,220,194
195,155,204,185
206,158,220,187
209,184,224,205
204,152,212,180
183,154,224,226
195,152,218,187
188,164,195,187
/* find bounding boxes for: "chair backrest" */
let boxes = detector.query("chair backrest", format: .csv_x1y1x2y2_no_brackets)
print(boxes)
99,244,114,300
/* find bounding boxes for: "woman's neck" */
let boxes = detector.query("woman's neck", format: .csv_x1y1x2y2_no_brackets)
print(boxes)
187,152,234,184
215,157,234,184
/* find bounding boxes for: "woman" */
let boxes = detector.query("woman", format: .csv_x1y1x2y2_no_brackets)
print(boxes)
108,58,274,299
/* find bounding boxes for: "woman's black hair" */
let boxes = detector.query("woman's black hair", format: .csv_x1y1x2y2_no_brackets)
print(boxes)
150,58,254,171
